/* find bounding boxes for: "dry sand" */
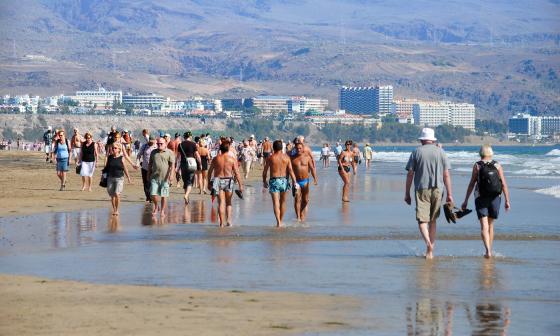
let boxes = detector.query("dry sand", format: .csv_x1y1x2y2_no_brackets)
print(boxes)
0,274,362,336
0,151,364,335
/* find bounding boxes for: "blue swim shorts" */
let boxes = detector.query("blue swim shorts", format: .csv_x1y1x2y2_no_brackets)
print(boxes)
269,177,289,193
150,179,170,198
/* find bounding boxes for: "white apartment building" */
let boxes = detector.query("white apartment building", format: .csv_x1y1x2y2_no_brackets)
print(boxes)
75,87,123,109
376,85,393,116
159,98,185,114
122,93,164,110
413,101,475,130
290,97,329,113
252,96,290,115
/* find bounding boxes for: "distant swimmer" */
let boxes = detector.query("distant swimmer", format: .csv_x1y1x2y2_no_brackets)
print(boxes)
404,128,453,259
207,141,243,227
263,140,298,227
291,140,318,221
337,140,354,202
461,144,511,258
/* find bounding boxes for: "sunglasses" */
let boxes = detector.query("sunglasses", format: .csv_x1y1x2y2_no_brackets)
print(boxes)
157,142,165,145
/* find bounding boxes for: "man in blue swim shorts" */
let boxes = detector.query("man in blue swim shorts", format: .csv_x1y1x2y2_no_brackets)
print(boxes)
291,141,318,221
263,140,298,227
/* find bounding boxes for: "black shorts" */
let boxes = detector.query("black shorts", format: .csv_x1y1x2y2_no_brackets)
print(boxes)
181,167,195,187
263,152,271,159
475,196,501,219
338,165,351,173
201,158,208,171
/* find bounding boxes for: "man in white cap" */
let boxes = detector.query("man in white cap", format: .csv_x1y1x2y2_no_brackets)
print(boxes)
404,128,453,259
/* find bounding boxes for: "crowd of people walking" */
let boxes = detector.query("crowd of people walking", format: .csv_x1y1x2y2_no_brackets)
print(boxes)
36,125,511,258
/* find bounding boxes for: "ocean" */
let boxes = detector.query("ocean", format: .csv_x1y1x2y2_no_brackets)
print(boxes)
1,145,559,334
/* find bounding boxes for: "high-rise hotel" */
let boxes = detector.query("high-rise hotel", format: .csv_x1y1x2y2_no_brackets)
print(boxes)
339,85,393,115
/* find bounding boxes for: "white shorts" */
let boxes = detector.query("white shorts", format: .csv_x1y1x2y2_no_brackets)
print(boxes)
80,161,96,177
45,145,51,154
72,148,81,159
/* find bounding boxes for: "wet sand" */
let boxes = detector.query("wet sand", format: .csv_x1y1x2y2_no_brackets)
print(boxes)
0,274,362,336
0,152,366,335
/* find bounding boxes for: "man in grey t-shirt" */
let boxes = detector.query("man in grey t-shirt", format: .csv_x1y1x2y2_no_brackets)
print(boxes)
404,128,453,259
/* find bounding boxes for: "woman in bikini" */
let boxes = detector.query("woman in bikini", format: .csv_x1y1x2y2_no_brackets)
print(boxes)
337,140,354,202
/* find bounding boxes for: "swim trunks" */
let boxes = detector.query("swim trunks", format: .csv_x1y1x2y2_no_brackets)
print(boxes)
269,177,289,193
296,178,309,189
212,177,235,193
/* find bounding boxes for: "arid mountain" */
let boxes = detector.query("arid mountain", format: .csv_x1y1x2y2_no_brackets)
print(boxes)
0,0,559,119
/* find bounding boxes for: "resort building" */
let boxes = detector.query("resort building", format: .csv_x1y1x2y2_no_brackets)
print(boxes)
413,101,475,130
509,114,560,137
75,88,122,109
339,85,393,115
289,97,329,114
123,93,164,111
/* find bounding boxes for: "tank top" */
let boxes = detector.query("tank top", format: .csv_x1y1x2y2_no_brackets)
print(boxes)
105,155,124,178
55,140,69,159
81,142,95,162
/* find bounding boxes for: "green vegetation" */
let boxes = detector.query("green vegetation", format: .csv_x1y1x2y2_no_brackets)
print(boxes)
2,127,19,139
319,123,472,143
475,119,508,135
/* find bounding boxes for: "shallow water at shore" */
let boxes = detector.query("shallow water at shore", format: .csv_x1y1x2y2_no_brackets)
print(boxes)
1,159,559,334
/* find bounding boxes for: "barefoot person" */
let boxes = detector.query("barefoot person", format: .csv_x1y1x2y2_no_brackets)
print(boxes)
53,130,71,191
207,141,243,227
198,137,211,194
461,144,511,258
321,143,330,168
177,131,201,204
138,136,157,202
337,140,354,202
43,126,54,163
104,143,132,216
261,137,273,165
291,141,318,221
71,128,83,165
78,132,98,191
148,138,175,217
364,143,373,169
262,140,298,227
404,128,453,259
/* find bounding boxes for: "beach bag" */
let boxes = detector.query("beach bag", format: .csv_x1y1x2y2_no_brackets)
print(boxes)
75,164,81,174
99,167,108,188
478,160,502,197
179,143,197,172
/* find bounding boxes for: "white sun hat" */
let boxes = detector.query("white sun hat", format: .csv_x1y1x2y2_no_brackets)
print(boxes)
418,128,437,141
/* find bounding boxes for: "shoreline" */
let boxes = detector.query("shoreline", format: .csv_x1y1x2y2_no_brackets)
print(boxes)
0,274,363,336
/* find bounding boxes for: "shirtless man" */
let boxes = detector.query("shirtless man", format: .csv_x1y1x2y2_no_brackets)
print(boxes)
207,141,243,227
296,135,316,171
263,140,298,227
291,141,318,221
71,128,83,165
261,137,273,165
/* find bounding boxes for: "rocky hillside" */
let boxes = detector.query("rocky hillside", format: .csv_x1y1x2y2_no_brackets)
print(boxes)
0,0,558,119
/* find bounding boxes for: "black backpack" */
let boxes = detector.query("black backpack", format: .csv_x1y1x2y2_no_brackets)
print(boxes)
477,160,503,197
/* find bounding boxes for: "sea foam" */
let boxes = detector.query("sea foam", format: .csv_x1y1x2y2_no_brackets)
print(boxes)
535,185,560,199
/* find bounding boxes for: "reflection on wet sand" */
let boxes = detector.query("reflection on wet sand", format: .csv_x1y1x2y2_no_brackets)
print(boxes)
107,215,120,232
52,210,99,248
406,261,454,336
405,260,512,335
466,260,511,336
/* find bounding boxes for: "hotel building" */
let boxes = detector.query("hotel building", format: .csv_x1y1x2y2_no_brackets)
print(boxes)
75,88,122,109
413,101,475,130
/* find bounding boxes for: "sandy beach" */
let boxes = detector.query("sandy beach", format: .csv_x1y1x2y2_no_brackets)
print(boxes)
0,151,366,335
0,151,216,217
0,274,361,336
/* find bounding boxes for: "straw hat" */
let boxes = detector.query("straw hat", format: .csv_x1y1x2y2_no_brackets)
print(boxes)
418,128,437,141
